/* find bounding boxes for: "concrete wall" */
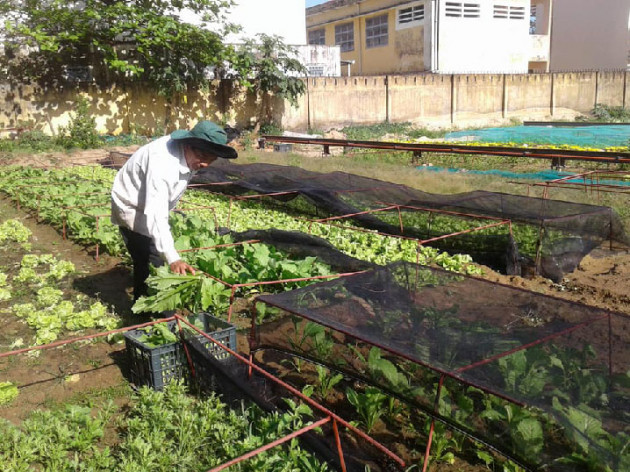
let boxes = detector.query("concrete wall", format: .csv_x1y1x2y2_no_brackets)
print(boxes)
1,71,628,134
550,0,630,71
387,74,452,125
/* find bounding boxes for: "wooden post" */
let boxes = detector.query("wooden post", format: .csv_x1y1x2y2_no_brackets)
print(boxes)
623,71,628,109
594,70,599,107
450,74,456,124
502,74,508,119
385,75,391,123
550,72,555,117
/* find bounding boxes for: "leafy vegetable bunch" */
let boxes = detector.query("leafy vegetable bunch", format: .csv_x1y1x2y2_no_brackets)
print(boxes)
0,271,11,302
0,219,32,249
0,382,328,471
14,254,75,285
12,292,119,345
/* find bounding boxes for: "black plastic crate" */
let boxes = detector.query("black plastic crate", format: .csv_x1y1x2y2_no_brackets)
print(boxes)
124,312,236,390
195,312,236,361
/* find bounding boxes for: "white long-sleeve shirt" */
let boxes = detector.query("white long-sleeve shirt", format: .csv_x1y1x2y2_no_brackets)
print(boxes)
111,136,192,264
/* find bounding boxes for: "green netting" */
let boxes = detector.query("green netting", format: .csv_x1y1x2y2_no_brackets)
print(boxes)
445,125,630,147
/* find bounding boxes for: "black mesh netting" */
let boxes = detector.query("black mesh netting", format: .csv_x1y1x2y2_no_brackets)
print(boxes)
254,261,630,471
191,163,629,281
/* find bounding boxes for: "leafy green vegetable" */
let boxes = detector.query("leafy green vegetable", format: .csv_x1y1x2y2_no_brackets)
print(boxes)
0,219,32,249
0,382,19,406
137,323,178,348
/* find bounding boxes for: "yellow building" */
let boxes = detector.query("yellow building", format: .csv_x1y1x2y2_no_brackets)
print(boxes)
307,0,427,76
307,0,550,76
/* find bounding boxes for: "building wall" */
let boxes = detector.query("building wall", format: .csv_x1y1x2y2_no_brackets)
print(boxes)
1,72,628,134
307,0,532,75
550,0,630,71
307,0,427,76
437,0,530,73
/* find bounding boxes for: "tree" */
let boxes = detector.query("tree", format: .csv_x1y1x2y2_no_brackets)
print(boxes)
0,0,238,99
1,3,307,132
230,34,307,131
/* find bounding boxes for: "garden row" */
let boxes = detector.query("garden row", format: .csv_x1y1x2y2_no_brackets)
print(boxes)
0,216,338,472
3,164,626,471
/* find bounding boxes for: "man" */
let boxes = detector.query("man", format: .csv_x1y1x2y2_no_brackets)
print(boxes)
111,120,238,301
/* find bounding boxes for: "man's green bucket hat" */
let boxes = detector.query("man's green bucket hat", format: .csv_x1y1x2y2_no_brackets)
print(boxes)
171,120,238,159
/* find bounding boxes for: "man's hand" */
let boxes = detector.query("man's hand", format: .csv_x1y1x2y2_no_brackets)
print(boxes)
170,260,196,275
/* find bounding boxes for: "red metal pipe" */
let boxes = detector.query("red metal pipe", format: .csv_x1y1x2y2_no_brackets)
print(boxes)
417,220,511,245
177,316,406,467
261,135,630,164
456,314,608,374
422,375,446,472
179,240,261,254
332,419,348,472
0,317,176,359
206,417,331,472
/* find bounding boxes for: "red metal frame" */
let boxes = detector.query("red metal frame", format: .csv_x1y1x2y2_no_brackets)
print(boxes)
0,314,404,471
513,170,630,202
298,203,513,265
177,315,404,470
254,296,613,472
262,135,630,165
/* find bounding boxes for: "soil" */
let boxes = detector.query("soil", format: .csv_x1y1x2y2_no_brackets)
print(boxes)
1,149,629,471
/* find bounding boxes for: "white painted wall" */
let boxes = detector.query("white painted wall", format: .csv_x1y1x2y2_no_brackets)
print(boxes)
550,0,630,71
294,45,341,77
180,0,306,45
435,0,530,73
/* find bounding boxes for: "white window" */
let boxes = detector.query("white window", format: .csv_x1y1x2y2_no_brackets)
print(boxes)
308,29,325,45
366,14,388,49
495,4,525,20
445,2,480,18
307,65,325,77
493,5,508,19
397,3,425,29
335,22,354,52
509,6,526,20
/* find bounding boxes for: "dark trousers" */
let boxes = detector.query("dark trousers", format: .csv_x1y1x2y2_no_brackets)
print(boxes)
119,227,164,301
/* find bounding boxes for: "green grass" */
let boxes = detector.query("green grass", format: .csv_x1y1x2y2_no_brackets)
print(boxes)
0,132,147,156
341,122,447,141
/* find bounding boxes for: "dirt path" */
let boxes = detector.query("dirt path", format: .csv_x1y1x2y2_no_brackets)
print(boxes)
482,249,630,317
0,193,136,422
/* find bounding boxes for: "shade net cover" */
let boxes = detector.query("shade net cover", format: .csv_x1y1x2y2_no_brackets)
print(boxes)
255,262,630,470
192,163,629,281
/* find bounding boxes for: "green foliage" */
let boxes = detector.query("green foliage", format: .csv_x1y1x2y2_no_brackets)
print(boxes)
315,365,343,400
260,123,284,135
0,383,328,471
0,130,57,153
232,34,307,127
341,122,447,141
0,0,237,99
578,104,630,123
346,387,388,433
0,382,19,406
133,266,231,315
55,97,101,150
137,323,178,348
0,219,32,249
